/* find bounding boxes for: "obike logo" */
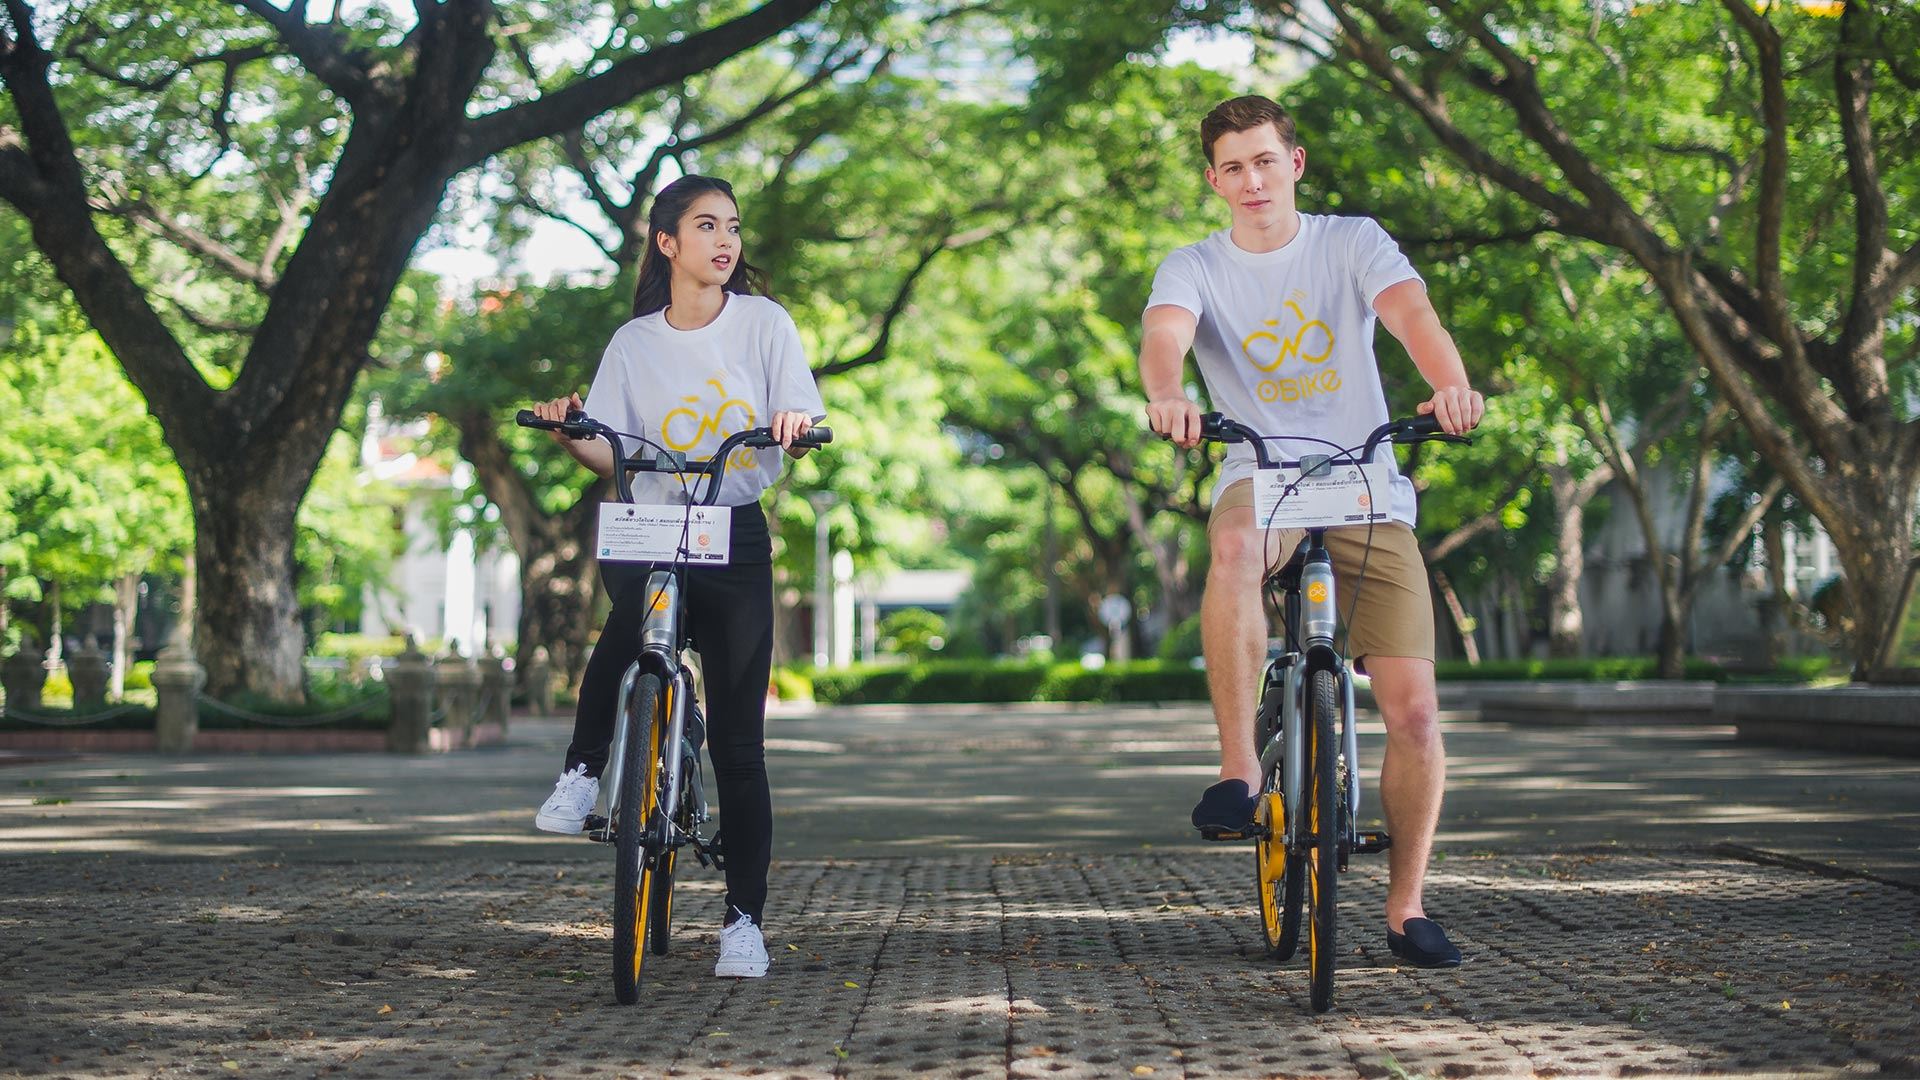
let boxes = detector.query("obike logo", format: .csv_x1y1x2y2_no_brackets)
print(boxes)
1241,293,1343,405
1306,581,1330,604
1256,370,1343,403
661,377,759,470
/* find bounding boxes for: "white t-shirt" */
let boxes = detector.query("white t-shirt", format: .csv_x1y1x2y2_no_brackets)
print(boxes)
583,293,827,507
1147,214,1424,525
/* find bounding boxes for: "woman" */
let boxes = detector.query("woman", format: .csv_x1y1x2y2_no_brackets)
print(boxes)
528,174,825,979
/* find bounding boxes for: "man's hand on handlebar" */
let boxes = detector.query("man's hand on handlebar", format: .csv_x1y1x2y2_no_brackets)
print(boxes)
1147,397,1204,449
532,392,587,444
1417,385,1484,437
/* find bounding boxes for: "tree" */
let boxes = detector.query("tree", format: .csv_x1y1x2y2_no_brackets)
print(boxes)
1252,0,1920,676
0,0,830,697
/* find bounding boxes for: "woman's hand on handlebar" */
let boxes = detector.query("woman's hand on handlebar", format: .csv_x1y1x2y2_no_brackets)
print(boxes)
770,410,816,457
532,392,586,444
1417,385,1484,436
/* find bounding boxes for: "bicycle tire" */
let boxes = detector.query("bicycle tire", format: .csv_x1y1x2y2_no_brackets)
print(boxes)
649,847,677,956
612,673,665,1005
1306,668,1339,1013
1254,679,1304,960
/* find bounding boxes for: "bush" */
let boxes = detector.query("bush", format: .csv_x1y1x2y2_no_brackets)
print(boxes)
313,633,409,660
769,666,814,702
810,658,1209,705
878,608,948,660
1156,614,1204,662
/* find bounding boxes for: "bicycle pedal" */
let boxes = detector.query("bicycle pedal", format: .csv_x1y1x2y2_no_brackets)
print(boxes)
1197,824,1262,842
1353,830,1392,854
583,813,609,835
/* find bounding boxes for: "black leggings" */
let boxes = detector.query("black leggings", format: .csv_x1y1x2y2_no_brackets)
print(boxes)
565,505,774,924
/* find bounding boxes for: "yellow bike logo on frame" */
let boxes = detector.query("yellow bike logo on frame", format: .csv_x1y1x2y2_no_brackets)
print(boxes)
1241,298,1335,373
661,378,759,470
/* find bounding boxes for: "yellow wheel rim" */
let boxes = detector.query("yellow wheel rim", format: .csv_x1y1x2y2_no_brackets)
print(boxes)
626,693,666,984
1254,791,1284,945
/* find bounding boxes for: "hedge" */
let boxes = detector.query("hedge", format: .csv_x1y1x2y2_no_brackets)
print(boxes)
805,654,1835,705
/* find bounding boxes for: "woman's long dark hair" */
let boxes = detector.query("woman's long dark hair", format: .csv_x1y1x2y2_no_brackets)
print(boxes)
630,174,771,319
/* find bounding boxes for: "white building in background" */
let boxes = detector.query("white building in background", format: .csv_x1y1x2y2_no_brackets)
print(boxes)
357,401,521,655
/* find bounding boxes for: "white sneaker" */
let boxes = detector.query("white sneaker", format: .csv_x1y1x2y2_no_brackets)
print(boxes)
714,913,769,978
534,765,599,834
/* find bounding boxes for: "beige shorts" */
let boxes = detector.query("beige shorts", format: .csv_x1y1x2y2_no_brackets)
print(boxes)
1210,478,1436,664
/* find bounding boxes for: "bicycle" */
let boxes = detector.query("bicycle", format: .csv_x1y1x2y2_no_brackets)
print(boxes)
516,407,832,1004
1193,410,1465,1013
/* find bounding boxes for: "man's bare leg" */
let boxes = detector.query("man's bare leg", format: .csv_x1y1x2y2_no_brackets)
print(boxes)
1360,654,1444,933
1201,504,1269,791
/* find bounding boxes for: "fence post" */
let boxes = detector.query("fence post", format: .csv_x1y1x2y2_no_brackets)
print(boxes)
1,636,47,711
436,651,483,749
68,638,110,711
385,637,435,754
482,649,512,737
152,632,205,753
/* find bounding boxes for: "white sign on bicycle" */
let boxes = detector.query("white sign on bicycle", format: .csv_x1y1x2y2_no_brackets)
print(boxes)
598,504,732,564
1253,460,1394,530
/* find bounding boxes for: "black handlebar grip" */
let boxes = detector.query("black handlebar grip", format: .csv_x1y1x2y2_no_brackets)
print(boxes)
796,426,834,447
1405,413,1444,435
1198,412,1228,440
515,409,544,427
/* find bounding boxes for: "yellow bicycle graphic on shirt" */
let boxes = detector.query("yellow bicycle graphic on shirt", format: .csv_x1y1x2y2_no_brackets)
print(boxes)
662,380,758,470
1242,299,1335,373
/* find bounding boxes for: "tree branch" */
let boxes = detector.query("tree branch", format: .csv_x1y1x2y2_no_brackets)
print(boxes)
456,0,827,171
1834,0,1897,403
229,0,376,108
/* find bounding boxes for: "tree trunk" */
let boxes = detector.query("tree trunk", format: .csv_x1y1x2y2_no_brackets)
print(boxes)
1544,461,1587,658
111,571,138,699
189,485,306,700
1829,490,1920,680
512,537,601,699
1431,570,1480,665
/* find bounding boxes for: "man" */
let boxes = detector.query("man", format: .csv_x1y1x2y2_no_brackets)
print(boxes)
1139,95,1484,967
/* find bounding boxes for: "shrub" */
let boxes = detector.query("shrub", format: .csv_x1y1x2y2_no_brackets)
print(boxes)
1156,614,1204,662
769,666,814,702
878,608,949,660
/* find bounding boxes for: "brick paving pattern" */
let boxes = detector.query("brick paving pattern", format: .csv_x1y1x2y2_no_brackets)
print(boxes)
3,848,1914,1079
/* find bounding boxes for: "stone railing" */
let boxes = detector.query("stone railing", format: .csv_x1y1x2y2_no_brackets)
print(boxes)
3,633,524,754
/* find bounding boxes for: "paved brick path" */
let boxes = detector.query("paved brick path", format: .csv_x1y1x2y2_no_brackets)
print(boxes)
4,705,1917,1078
4,847,1914,1078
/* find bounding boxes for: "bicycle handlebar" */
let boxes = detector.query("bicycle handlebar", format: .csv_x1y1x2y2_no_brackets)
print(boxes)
1197,411,1470,470
515,408,833,504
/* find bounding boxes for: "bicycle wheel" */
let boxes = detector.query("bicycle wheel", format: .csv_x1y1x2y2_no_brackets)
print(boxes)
1254,788,1304,959
1306,668,1340,1013
1254,684,1304,960
612,673,665,1005
649,847,677,955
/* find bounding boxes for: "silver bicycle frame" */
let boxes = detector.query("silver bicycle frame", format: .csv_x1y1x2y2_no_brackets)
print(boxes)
598,570,692,847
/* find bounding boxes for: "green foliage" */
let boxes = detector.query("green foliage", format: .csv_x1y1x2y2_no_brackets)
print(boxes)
1157,614,1204,661
810,658,1209,704
769,666,815,702
877,607,948,659
0,281,191,634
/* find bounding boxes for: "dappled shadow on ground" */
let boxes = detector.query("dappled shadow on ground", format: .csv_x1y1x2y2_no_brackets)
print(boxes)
2,849,1914,1078
4,712,1918,882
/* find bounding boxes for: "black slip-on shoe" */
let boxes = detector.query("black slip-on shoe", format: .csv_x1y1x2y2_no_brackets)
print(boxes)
1191,779,1259,840
1387,917,1463,968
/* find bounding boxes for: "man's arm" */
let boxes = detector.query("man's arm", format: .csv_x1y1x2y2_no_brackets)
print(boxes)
1140,304,1203,447
1374,279,1485,435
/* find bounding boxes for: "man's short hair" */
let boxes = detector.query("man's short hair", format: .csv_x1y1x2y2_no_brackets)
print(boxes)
1200,96,1298,163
